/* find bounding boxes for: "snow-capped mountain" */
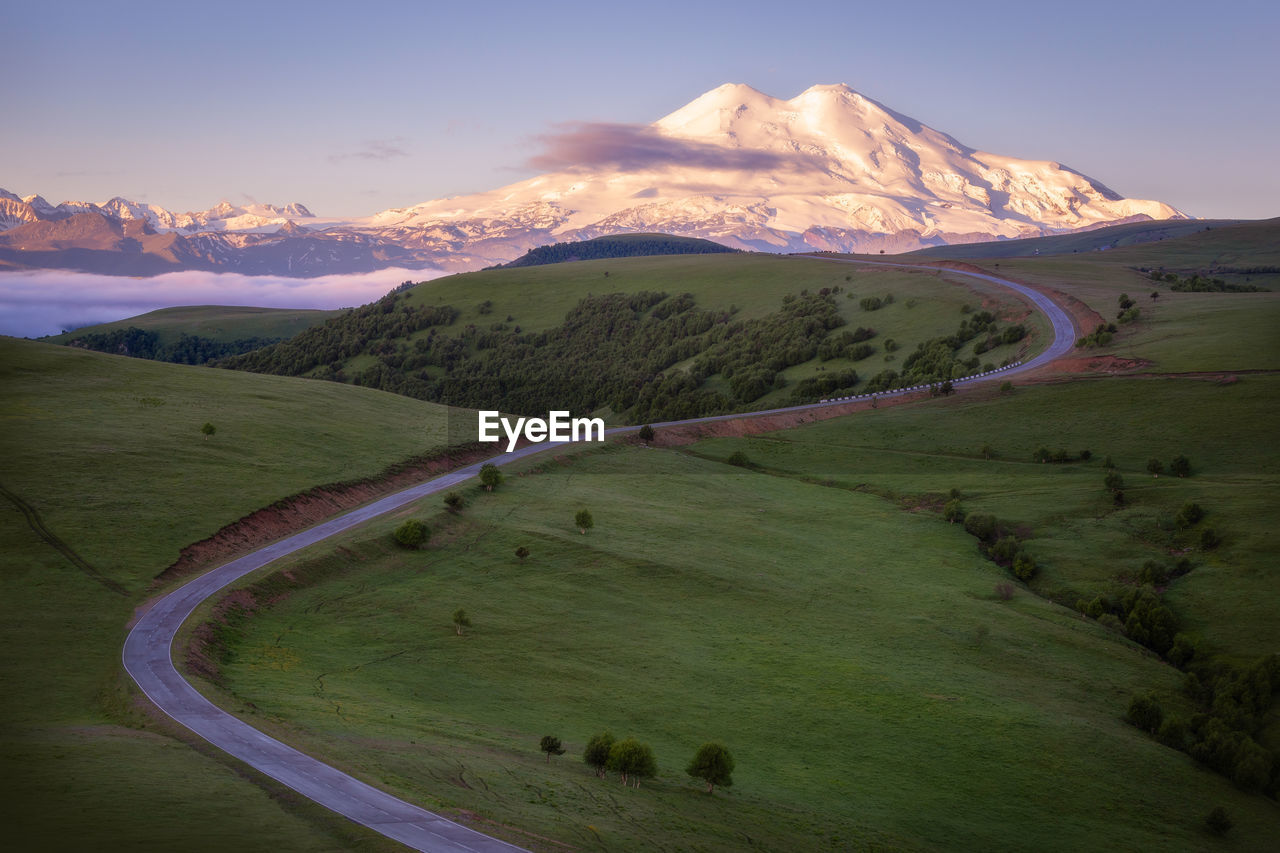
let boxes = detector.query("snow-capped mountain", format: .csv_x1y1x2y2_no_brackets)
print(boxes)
365,83,1182,263
0,192,315,235
0,83,1184,277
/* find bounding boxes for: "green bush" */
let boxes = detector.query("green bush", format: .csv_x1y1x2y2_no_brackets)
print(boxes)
1012,551,1038,581
963,513,998,542
583,732,615,778
1157,715,1190,750
1126,692,1164,734
726,450,752,467
1167,633,1198,668
1204,806,1233,837
393,519,428,548
943,499,966,524
1176,502,1204,529
686,742,735,794
607,737,657,787
1097,613,1124,633
991,535,1021,565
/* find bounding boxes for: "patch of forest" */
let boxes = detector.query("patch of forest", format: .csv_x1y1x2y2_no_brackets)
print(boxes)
218,285,1025,422
62,327,286,365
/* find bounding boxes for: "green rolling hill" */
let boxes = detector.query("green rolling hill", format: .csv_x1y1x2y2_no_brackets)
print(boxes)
4,219,1279,850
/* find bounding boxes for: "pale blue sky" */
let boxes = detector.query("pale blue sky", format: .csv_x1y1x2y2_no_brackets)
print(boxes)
4,0,1277,219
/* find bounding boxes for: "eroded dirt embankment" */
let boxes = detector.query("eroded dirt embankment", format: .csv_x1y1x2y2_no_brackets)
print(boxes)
154,443,496,587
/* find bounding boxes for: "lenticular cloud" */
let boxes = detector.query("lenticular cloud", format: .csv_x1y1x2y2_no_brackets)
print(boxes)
526,121,828,174
0,267,444,338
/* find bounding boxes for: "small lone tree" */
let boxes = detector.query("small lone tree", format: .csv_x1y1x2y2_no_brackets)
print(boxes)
637,424,655,443
575,508,594,535
480,463,503,492
452,608,471,636
1170,454,1191,478
584,732,615,777
540,735,566,763
201,422,216,440
1147,458,1164,478
515,545,530,561
394,519,428,549
686,741,734,793
443,491,465,513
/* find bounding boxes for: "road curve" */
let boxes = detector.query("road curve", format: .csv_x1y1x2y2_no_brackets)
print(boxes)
123,260,1075,851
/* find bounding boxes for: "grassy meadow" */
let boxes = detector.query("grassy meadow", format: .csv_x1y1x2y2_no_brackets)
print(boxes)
0,337,458,851
202,418,1278,850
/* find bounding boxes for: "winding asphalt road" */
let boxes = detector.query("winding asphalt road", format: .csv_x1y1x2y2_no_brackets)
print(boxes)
122,260,1076,852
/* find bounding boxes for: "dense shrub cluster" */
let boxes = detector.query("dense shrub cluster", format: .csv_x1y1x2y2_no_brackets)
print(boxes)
1127,656,1280,795
1076,322,1117,348
789,369,860,402
953,507,1038,581
1145,269,1269,293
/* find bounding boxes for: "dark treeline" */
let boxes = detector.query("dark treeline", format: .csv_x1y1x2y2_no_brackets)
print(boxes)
65,327,285,365
501,235,738,268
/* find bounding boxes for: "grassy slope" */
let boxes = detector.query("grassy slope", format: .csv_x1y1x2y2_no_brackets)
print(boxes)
0,337,457,851
202,237,1279,849
5,223,1277,849
922,221,1280,376
207,440,1277,851
43,304,339,346
695,376,1280,660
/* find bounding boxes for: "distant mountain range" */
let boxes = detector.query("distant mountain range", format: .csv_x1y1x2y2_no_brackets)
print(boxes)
0,83,1186,277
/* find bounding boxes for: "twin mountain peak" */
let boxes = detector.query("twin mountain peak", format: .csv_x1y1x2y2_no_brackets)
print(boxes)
0,83,1183,277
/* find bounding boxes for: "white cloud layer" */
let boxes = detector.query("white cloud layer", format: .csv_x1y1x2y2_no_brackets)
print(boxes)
0,267,444,338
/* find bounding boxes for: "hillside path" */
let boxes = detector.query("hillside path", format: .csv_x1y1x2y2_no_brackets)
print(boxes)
123,259,1076,852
